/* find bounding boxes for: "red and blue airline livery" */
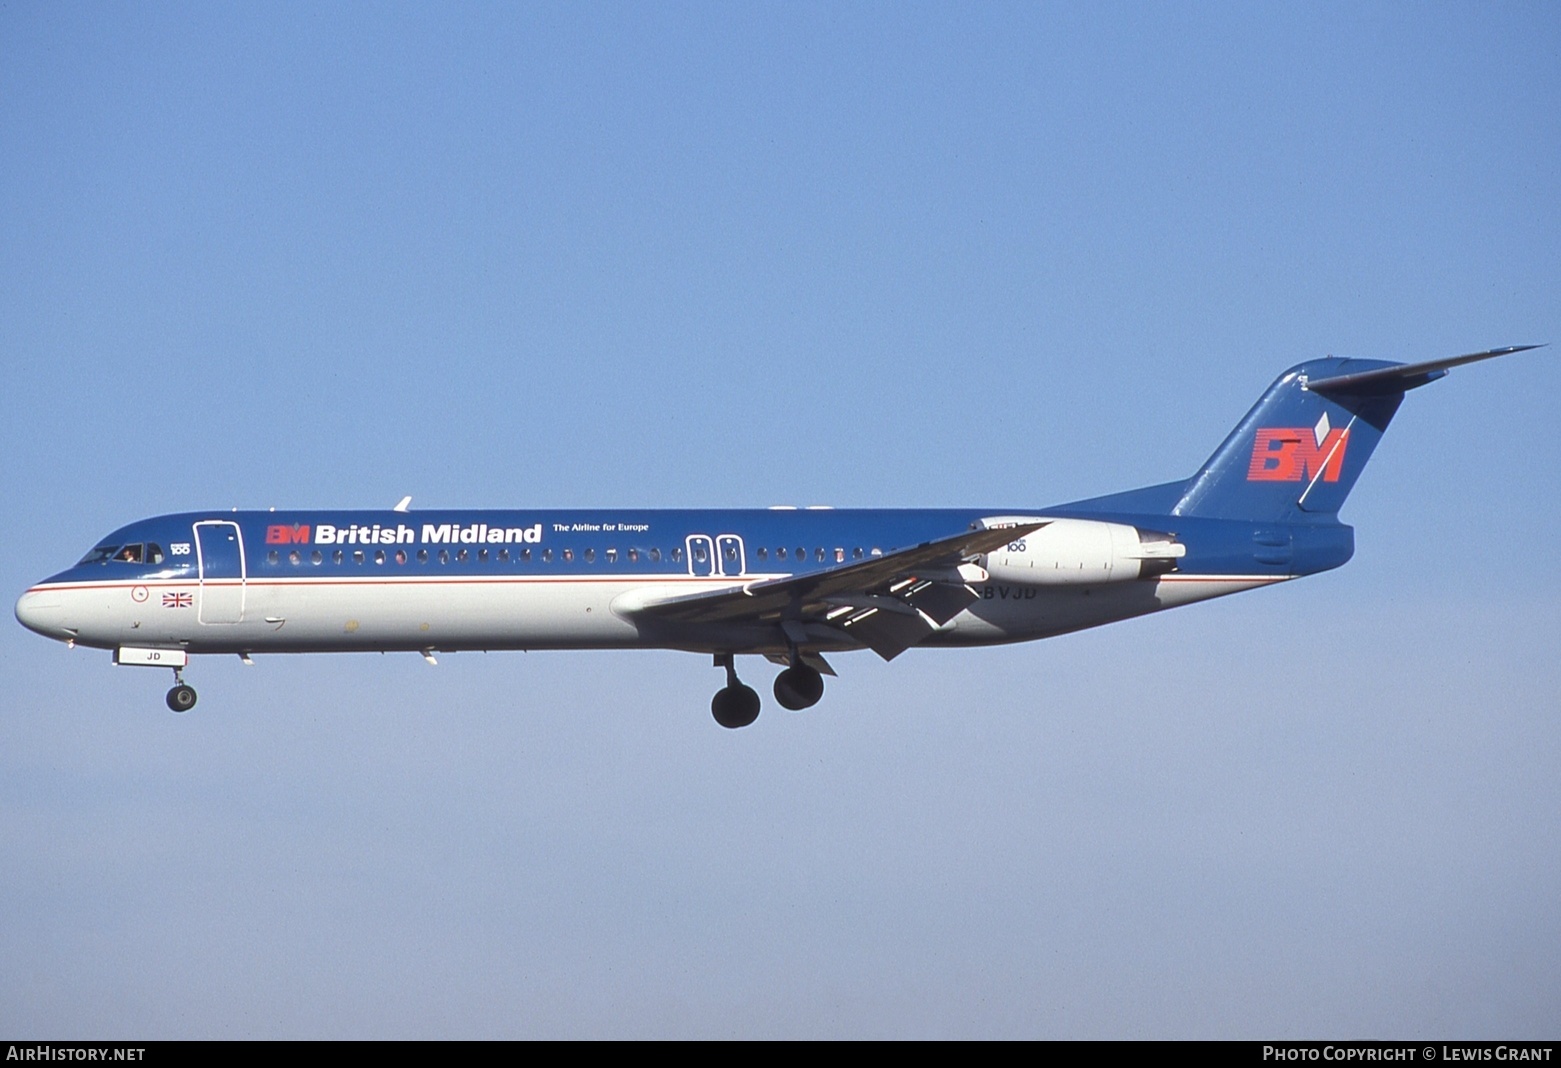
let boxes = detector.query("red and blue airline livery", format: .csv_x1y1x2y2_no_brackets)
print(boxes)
16,347,1541,727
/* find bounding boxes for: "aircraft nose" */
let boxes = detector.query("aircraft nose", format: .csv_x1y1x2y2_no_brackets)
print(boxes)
15,587,69,640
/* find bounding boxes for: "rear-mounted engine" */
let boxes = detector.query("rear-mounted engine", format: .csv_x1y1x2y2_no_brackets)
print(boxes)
978,516,1184,586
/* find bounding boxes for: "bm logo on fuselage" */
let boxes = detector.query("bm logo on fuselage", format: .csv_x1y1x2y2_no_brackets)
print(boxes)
1247,413,1349,483
266,524,312,544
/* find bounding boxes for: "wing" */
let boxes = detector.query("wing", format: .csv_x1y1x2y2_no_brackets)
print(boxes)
617,522,1044,660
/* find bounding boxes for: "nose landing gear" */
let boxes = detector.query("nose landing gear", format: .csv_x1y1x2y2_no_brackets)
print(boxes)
166,667,197,713
710,654,760,729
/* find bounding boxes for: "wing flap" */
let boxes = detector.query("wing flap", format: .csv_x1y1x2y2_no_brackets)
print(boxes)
839,607,936,660
903,579,980,625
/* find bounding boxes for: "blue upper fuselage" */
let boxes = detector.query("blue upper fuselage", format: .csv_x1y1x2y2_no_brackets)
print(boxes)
32,501,1354,590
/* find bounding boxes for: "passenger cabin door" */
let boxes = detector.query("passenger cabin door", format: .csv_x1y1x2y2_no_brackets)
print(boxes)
716,534,745,577
685,534,716,577
685,533,745,578
194,521,246,624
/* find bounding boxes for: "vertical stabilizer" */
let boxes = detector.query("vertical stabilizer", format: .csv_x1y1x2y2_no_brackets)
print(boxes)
1170,347,1541,521
1171,359,1406,522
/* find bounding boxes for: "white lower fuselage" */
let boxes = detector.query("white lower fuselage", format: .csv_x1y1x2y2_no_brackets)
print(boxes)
18,570,1286,658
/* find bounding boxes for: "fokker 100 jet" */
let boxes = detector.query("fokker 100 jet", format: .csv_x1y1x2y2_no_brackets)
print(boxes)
16,346,1542,727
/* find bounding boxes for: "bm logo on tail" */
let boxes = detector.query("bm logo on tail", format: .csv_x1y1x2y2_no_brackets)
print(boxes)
1247,413,1349,482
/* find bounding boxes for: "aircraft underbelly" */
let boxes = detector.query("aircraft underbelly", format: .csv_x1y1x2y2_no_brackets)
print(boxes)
930,575,1288,646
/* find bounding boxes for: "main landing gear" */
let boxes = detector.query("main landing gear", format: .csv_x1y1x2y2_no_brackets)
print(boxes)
711,654,760,729
710,654,827,728
773,663,824,711
166,667,197,713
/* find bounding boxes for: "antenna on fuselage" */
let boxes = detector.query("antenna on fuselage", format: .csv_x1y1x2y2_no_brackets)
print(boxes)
393,496,412,513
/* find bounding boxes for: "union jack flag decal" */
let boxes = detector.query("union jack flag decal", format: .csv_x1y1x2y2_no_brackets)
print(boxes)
162,592,193,609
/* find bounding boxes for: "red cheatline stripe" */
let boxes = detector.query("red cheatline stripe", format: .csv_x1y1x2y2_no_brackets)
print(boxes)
30,572,1289,594
28,575,777,592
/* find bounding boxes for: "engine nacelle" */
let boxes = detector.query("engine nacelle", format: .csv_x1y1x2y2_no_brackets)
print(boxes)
980,516,1184,586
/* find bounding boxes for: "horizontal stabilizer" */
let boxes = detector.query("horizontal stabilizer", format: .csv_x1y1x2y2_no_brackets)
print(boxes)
1306,345,1543,395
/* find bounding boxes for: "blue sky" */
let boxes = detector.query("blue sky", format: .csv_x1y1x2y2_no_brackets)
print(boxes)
2,2,1557,1038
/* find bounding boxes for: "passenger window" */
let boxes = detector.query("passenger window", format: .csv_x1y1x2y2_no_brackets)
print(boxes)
417,549,428,563
334,550,344,564
395,550,407,565
605,548,617,563
671,547,683,563
756,547,767,561
834,548,844,563
628,548,638,562
498,548,509,562
724,545,737,561
777,547,787,560
853,547,863,559
796,547,806,562
478,548,489,563
439,550,450,564
353,550,365,564
563,548,574,562
289,550,301,565
268,550,279,565
649,548,661,562
542,548,553,562
522,548,532,562
311,550,323,565
693,545,707,563
456,549,469,563
374,549,385,565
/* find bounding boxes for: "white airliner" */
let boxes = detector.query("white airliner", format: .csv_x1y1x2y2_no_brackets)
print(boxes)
15,347,1540,727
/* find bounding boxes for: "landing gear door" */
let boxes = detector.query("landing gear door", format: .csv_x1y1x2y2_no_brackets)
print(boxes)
685,534,716,577
194,520,246,624
716,534,745,577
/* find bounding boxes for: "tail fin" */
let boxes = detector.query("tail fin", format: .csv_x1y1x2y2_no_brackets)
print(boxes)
1172,346,1541,522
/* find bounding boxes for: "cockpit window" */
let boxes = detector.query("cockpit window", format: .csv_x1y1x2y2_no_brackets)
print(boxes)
78,545,119,565
114,544,145,564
